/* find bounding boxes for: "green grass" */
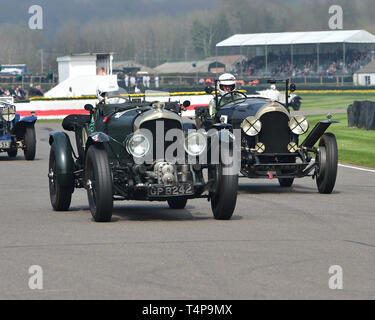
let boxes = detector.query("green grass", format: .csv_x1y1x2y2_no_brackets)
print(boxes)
303,113,375,168
299,92,375,111
36,119,63,123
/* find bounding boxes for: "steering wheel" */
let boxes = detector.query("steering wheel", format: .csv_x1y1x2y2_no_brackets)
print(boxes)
219,91,247,108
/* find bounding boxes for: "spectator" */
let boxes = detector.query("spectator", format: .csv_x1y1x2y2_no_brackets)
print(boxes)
146,75,151,88
130,75,136,88
67,87,75,97
155,75,159,88
124,74,129,88
142,75,147,87
28,83,43,97
9,86,16,97
16,86,26,100
98,67,107,75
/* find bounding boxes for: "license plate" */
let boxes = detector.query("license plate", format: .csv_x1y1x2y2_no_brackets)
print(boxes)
0,141,11,149
148,184,194,197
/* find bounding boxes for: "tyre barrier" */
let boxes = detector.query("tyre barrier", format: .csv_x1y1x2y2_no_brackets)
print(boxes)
347,101,375,130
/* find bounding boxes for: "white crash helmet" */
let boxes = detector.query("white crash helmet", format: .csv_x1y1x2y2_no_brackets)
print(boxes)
96,80,119,101
218,73,236,96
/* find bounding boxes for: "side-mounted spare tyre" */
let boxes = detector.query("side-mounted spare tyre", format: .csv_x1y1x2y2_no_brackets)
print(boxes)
85,144,113,222
24,126,36,160
316,133,338,194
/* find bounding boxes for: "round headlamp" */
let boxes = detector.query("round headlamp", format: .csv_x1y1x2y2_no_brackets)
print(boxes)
289,116,309,135
241,116,262,136
184,132,206,156
1,106,16,122
126,134,150,158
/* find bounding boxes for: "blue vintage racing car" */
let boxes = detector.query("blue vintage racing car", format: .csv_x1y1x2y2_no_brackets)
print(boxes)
0,101,37,160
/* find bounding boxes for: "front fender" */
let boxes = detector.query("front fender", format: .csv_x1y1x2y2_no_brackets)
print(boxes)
20,115,37,124
11,115,37,140
49,132,75,188
85,132,112,157
87,132,111,146
183,122,197,134
206,125,236,164
301,120,339,148
210,123,235,146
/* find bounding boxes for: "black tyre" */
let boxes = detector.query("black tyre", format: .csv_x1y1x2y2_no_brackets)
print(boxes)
7,148,18,159
49,148,73,211
278,178,294,187
167,197,187,209
316,133,338,194
85,144,113,222
24,126,36,160
209,143,238,220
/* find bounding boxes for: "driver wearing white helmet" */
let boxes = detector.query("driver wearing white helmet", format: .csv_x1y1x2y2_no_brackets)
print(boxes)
218,73,236,95
209,73,245,115
96,81,119,104
89,81,127,133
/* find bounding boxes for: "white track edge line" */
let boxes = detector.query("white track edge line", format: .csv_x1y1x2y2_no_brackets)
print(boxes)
339,163,375,173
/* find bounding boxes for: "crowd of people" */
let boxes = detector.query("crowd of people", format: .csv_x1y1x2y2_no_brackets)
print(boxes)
120,73,160,93
0,84,44,100
234,49,373,77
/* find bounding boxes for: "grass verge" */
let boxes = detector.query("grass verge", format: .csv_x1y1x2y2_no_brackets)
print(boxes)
303,113,375,168
299,92,375,111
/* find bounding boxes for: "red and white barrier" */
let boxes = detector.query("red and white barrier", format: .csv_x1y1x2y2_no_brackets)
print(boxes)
15,95,211,120
15,99,96,120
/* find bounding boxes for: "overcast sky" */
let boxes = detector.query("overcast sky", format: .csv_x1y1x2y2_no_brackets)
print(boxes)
0,0,218,33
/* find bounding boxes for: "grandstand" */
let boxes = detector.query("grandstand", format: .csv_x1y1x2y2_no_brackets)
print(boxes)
216,30,375,78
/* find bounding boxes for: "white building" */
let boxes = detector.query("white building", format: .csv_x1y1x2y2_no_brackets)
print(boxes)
354,60,375,86
45,53,116,98
57,53,113,83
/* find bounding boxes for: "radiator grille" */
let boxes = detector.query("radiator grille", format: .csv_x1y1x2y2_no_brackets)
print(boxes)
0,120,7,135
258,112,291,154
140,119,182,161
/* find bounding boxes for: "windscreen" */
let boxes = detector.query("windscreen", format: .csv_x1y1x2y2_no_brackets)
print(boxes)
106,87,130,104
144,90,170,103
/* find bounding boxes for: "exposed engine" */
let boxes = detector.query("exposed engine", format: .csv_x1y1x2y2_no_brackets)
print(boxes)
154,161,176,185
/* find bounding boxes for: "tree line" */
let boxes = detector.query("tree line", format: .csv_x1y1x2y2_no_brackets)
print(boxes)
0,0,374,74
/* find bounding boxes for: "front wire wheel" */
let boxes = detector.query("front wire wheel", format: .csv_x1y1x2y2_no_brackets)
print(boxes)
49,148,73,211
316,133,338,194
24,126,36,160
85,144,113,222
209,142,238,220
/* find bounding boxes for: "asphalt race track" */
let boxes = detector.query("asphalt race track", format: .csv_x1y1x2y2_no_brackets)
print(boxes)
0,123,374,300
